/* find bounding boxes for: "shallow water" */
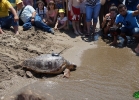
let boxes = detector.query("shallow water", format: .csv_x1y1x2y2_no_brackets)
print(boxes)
9,38,139,100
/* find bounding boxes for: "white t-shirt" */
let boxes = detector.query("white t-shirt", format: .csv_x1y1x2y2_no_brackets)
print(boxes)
58,17,67,25
18,5,35,23
36,7,47,19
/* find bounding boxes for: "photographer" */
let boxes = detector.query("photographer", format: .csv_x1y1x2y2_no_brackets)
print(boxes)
101,5,118,38
112,4,139,51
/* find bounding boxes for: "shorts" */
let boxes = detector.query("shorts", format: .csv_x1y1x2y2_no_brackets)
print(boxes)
0,13,18,28
68,6,80,21
121,27,139,36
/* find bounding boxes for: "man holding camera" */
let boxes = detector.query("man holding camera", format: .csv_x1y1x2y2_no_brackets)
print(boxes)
101,5,118,38
112,4,139,52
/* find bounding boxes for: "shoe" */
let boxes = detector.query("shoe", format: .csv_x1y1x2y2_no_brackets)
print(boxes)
74,31,79,35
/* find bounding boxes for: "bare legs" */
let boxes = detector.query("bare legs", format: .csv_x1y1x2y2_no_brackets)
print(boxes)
135,44,139,53
13,26,19,35
0,26,19,35
72,21,82,35
0,28,5,34
86,21,91,34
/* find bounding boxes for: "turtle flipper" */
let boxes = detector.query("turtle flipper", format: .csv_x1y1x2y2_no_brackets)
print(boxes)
63,68,70,78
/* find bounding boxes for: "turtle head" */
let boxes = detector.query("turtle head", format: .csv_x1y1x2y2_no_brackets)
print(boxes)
66,63,77,71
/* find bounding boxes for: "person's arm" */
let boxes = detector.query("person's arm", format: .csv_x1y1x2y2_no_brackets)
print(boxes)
9,6,19,22
31,11,36,18
68,0,74,16
101,14,111,28
54,19,58,29
102,15,108,28
133,4,139,16
54,9,58,23
31,11,36,23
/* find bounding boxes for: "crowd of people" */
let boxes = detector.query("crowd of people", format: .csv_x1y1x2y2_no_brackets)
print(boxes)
101,0,139,54
1,0,139,54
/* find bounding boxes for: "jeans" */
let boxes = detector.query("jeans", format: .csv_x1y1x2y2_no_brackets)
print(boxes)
23,15,52,32
0,13,18,28
121,27,139,36
86,3,101,23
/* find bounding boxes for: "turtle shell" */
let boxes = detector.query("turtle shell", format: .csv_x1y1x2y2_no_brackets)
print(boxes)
21,54,68,74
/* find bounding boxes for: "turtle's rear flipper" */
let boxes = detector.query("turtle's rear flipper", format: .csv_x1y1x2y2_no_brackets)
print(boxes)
63,68,70,78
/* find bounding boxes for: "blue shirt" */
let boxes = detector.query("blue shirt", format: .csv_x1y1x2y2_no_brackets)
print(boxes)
115,11,139,29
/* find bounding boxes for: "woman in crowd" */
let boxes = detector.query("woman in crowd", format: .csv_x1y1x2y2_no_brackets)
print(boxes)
85,0,101,36
46,0,58,26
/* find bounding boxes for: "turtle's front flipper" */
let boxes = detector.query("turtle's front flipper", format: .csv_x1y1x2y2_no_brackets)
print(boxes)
63,68,70,78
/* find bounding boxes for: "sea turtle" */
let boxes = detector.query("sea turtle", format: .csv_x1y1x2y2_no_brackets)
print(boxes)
21,53,77,78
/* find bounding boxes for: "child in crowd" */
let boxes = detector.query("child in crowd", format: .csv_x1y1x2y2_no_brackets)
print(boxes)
79,0,86,32
68,0,83,35
46,0,58,26
54,9,68,30
36,0,47,23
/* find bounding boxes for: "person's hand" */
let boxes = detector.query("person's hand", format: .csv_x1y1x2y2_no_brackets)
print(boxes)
54,27,58,30
70,10,74,16
31,19,35,24
14,15,19,22
43,19,46,23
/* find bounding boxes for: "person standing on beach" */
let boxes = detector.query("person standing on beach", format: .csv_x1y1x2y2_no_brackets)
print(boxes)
68,0,83,35
85,0,101,36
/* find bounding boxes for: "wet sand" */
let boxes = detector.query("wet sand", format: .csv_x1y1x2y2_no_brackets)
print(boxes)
1,25,139,100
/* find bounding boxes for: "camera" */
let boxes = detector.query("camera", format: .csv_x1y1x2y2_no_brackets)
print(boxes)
106,16,111,21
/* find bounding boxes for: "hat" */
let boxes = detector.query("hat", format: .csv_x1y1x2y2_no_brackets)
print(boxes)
37,0,44,5
16,0,23,4
59,9,65,13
